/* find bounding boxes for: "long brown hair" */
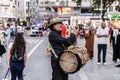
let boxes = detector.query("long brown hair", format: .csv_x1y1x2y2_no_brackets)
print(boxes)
10,33,26,55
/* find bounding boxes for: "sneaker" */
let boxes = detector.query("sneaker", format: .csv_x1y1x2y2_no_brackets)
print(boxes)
115,64,120,67
117,59,120,62
103,62,107,65
97,62,101,64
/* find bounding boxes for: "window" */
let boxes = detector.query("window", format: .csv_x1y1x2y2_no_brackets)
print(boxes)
72,0,76,2
15,0,17,5
18,2,20,7
26,9,28,14
109,6,113,12
26,2,29,6
36,0,38,4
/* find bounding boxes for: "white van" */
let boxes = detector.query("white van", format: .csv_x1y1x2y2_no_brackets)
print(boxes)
30,25,39,36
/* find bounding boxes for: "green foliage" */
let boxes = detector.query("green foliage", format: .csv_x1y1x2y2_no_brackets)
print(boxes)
111,14,120,20
76,0,82,6
115,0,120,11
91,0,120,20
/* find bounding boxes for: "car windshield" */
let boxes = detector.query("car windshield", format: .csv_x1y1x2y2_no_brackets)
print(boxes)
32,26,39,30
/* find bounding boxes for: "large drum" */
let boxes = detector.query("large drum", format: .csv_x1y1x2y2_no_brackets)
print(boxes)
59,46,89,74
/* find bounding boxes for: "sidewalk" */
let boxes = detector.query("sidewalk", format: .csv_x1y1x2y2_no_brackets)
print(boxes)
69,37,120,80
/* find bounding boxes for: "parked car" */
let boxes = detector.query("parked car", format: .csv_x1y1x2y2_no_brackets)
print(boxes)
30,25,39,36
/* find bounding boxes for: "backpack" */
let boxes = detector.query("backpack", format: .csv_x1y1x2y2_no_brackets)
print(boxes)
11,48,24,63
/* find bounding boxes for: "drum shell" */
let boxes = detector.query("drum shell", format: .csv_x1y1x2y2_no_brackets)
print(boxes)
59,47,89,74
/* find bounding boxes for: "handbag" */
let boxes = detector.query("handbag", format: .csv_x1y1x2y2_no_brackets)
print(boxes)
0,45,6,56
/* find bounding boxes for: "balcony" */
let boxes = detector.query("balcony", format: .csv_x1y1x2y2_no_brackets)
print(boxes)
49,1,76,7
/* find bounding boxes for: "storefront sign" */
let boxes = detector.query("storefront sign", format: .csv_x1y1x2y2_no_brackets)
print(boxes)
57,7,72,15
111,13,120,28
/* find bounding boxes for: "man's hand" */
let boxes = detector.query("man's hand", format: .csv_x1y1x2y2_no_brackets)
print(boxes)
104,34,109,37
74,29,79,36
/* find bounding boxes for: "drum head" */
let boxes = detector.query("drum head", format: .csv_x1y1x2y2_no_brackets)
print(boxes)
59,52,78,74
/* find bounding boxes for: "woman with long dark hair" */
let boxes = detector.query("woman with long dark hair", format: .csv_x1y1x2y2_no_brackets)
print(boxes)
7,33,27,80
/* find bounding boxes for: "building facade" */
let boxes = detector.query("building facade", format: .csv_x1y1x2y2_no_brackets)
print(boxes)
30,0,56,24
30,0,119,25
0,0,16,26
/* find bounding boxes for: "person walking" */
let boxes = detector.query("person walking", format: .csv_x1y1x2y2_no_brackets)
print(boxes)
0,26,6,63
84,26,95,59
110,22,120,67
115,29,120,67
110,28,119,62
48,19,77,80
6,33,27,80
5,24,11,48
0,26,6,45
96,22,109,65
0,41,6,64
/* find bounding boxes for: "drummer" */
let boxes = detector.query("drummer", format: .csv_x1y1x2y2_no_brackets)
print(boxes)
48,19,77,80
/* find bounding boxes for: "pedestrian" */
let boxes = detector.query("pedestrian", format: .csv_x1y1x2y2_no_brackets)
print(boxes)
46,42,52,55
0,40,6,64
115,29,120,67
110,22,120,67
0,26,6,45
10,24,15,41
48,19,77,80
96,22,109,65
6,33,27,80
110,28,119,62
5,24,11,48
84,26,95,59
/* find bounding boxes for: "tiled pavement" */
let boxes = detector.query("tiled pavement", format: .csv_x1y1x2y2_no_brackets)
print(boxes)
69,37,120,80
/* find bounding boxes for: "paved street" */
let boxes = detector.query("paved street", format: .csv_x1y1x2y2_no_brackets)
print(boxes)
0,33,120,80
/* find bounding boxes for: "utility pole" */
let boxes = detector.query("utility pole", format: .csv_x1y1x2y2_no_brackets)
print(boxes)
100,0,103,25
66,0,68,7
27,1,30,29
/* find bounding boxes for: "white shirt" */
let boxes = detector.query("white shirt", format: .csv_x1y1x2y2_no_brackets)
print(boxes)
96,26,109,44
5,28,11,38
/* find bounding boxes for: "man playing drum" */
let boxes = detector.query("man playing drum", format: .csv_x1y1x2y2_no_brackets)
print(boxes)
48,19,77,80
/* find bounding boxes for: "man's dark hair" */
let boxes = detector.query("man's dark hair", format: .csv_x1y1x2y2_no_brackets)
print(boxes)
7,24,10,27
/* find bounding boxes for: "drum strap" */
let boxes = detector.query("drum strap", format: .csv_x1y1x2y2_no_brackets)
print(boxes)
49,42,58,59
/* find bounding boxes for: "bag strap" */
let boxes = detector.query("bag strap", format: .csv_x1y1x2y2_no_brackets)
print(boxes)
49,42,58,59
4,68,10,79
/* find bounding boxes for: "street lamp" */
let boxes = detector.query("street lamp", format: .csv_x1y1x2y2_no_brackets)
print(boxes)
100,0,103,21
94,0,103,26
100,0,103,27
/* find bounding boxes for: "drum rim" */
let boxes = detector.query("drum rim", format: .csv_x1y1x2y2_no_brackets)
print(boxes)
59,52,78,74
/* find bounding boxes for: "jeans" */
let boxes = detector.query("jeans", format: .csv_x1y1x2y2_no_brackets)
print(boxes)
51,56,68,80
10,62,24,80
97,44,107,63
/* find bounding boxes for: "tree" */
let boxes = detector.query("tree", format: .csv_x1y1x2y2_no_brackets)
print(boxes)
91,0,120,21
76,0,82,6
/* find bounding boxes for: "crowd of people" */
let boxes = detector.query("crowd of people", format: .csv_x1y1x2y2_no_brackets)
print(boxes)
0,19,120,80
0,23,27,80
75,21,120,67
46,19,120,80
